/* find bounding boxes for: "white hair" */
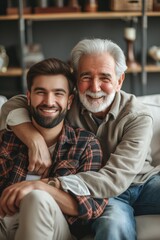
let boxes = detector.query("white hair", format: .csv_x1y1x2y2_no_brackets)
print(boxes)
71,38,127,78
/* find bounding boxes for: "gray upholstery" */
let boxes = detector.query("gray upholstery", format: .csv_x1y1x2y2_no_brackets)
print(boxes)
0,95,7,114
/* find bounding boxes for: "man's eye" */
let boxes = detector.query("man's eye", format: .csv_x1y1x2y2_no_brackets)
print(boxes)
56,93,64,96
36,91,45,95
81,76,91,82
100,77,110,83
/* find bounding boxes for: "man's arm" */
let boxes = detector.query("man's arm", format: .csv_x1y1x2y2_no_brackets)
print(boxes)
59,112,153,199
12,123,52,176
63,135,108,223
0,180,79,217
0,95,52,176
77,113,153,198
0,95,28,130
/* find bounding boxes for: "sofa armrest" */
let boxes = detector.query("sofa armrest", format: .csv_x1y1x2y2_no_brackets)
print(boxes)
0,95,7,109
137,94,160,166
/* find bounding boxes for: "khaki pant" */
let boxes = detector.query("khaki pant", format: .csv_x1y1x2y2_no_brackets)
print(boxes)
0,190,73,240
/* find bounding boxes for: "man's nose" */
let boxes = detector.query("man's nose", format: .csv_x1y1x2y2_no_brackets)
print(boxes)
44,94,55,106
90,78,101,92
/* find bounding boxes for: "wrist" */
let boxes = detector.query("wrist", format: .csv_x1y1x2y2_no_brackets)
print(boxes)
48,177,62,189
28,132,45,149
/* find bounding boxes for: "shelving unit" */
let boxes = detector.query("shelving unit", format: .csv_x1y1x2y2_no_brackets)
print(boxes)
0,67,22,76
0,1,160,97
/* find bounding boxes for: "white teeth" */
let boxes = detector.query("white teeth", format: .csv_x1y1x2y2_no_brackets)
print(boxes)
87,96,103,100
42,109,57,113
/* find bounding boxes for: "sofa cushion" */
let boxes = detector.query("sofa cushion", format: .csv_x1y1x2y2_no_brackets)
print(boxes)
0,95,7,115
136,215,160,240
138,95,160,166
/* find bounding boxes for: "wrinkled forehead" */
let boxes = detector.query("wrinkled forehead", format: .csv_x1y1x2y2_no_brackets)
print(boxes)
78,53,116,74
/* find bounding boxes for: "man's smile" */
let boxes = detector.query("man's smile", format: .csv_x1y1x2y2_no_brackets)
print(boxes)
38,106,60,116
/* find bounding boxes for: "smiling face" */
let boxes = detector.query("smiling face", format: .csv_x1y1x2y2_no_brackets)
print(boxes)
77,53,124,117
27,74,73,129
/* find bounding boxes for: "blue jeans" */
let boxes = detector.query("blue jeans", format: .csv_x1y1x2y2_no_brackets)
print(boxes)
91,173,160,240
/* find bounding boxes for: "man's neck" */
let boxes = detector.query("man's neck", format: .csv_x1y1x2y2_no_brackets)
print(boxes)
33,120,64,147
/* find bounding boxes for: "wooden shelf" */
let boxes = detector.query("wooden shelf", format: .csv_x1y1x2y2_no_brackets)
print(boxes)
145,64,160,72
127,65,142,73
147,11,160,17
0,67,22,77
0,12,143,21
0,15,18,20
0,10,160,80
0,11,160,21
127,64,160,73
23,12,143,21
0,65,159,78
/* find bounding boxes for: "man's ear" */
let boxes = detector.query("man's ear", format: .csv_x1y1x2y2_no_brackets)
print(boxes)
26,91,31,105
116,73,125,91
67,94,74,110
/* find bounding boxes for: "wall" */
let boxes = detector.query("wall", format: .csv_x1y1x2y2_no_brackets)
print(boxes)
0,17,160,98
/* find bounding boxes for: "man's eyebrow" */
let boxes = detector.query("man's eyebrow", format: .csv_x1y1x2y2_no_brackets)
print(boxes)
33,87,67,93
79,72,91,77
100,73,112,78
79,72,112,78
54,88,67,93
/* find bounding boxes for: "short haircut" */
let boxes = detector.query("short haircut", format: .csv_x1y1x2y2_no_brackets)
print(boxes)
27,58,75,94
71,38,127,79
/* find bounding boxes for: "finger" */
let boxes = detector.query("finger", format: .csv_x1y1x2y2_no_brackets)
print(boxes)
28,162,36,172
0,202,6,218
32,160,50,175
41,167,50,178
5,203,18,216
0,207,6,218
28,161,42,173
15,191,24,208
33,163,43,174
34,163,49,176
6,191,19,214
1,190,18,216
45,159,52,168
36,166,46,176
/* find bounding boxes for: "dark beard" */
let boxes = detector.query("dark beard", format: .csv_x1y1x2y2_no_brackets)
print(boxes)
30,105,67,129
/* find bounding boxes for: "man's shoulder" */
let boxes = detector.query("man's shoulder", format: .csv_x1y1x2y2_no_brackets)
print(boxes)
1,130,24,145
119,91,152,116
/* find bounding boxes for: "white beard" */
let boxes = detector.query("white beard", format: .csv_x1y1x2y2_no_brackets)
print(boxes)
79,90,116,113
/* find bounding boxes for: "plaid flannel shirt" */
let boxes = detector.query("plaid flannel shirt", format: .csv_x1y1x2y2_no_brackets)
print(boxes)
0,122,108,226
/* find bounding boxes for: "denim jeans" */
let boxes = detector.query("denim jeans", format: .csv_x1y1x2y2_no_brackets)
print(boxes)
91,173,160,240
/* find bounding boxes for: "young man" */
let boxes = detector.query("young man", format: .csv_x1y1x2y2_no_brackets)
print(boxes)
1,38,160,240
0,58,108,240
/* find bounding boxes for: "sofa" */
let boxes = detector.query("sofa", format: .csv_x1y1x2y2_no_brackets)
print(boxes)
0,94,160,240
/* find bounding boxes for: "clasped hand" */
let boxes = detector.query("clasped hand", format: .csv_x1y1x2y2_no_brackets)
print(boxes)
28,136,52,177
0,180,45,218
